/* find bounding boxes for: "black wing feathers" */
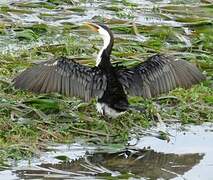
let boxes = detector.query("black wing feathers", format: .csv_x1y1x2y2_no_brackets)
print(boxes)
14,55,205,101
13,57,107,101
117,55,205,98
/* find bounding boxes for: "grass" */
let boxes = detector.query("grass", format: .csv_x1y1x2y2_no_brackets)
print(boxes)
0,0,212,162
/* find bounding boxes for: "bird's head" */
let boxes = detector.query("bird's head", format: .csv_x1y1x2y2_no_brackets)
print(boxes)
84,22,113,39
84,22,114,66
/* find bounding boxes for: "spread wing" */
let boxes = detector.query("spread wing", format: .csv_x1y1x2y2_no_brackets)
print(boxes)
13,57,107,101
117,54,205,98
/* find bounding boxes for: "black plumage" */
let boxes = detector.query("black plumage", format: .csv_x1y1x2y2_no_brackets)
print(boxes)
13,57,107,102
13,22,205,117
117,54,205,98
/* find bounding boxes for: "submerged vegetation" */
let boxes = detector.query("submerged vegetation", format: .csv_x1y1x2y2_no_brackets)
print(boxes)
0,0,212,162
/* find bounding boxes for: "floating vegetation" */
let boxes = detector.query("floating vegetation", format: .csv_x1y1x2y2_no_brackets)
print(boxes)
0,0,212,165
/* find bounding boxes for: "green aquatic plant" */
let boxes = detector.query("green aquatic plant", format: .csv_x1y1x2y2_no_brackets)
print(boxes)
0,0,212,161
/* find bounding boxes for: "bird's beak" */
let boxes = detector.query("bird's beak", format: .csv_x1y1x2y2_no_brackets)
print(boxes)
84,22,99,32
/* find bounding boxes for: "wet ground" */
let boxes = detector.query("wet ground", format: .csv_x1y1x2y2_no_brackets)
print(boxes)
0,0,212,179
1,123,213,179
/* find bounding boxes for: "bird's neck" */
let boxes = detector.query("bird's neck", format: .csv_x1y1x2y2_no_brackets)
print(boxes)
96,34,113,68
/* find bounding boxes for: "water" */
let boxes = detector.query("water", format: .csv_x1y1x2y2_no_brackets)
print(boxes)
0,123,213,179
0,0,212,179
1,0,212,53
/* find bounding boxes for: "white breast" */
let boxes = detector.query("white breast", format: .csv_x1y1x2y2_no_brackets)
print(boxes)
96,27,111,66
96,102,125,118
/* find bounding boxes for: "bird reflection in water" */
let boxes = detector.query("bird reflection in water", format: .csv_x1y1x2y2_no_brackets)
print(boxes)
15,148,204,179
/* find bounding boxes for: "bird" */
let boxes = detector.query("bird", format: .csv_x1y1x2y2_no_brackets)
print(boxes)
13,22,205,118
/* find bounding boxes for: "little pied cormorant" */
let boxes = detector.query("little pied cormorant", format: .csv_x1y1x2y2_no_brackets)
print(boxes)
13,22,205,118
